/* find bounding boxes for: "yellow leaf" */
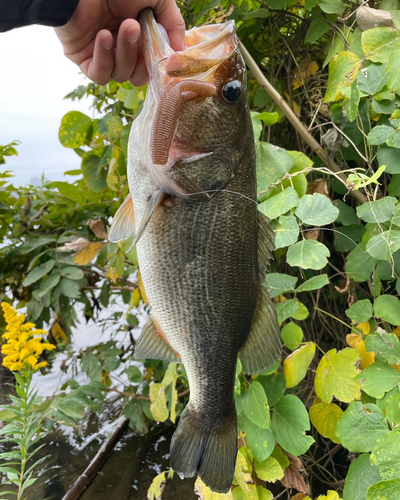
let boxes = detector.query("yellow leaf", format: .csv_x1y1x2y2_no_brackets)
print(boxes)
138,270,149,305
393,326,400,337
233,449,254,498
74,242,107,266
309,401,343,444
107,266,118,283
292,60,319,90
194,477,233,499
314,348,361,403
50,322,68,343
355,321,371,335
149,383,169,422
147,471,167,500
284,342,316,389
346,333,375,369
291,495,312,500
132,288,141,307
316,491,342,500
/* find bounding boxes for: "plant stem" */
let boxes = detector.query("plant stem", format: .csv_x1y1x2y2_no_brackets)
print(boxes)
238,40,367,204
17,370,30,500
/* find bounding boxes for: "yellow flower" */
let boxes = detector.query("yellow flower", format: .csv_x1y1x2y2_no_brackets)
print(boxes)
1,302,56,372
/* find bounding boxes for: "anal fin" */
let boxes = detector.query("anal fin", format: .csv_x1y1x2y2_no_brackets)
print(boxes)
239,286,281,375
134,316,180,363
108,193,135,243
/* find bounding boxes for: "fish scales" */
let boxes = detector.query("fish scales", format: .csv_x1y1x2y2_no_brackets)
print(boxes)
108,8,281,494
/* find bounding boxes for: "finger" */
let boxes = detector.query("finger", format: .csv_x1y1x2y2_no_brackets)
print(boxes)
80,29,115,86
112,19,140,83
154,0,185,52
129,54,149,87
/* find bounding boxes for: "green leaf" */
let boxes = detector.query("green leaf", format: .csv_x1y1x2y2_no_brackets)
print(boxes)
387,49,400,91
51,181,86,205
325,51,361,102
58,400,86,420
127,365,143,383
256,142,294,192
358,63,388,95
287,240,330,270
242,381,270,428
374,295,400,325
257,372,286,407
295,193,339,226
283,342,316,388
367,125,396,145
274,214,300,249
367,478,400,500
347,79,361,122
242,416,275,462
392,204,400,227
20,237,56,254
336,402,389,452
296,274,329,292
365,333,400,366
315,348,361,403
309,401,342,444
386,394,400,430
23,259,55,286
345,245,376,282
265,0,287,8
371,431,400,479
343,453,382,500
59,111,92,148
259,187,299,220
345,299,373,323
254,454,285,483
61,266,84,280
366,230,400,262
375,146,400,174
357,197,397,223
271,394,314,456
305,17,330,44
81,147,111,192
318,0,345,15
361,27,400,63
281,322,303,351
355,361,400,398
97,114,123,142
276,298,305,323
116,87,139,109
36,272,60,298
60,278,81,299
265,273,298,298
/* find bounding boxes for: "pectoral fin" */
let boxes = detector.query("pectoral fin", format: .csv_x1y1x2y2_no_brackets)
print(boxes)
257,210,275,278
126,189,164,252
108,193,136,243
134,316,180,362
239,287,281,375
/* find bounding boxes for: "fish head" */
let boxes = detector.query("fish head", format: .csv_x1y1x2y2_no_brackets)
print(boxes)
137,9,253,197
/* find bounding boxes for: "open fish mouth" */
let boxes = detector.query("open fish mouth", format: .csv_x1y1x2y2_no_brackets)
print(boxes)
138,9,240,181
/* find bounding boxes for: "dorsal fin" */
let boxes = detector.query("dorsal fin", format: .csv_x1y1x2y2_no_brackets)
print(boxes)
108,193,135,243
134,316,180,363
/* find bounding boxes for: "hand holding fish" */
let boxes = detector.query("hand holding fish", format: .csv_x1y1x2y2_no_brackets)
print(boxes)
54,0,185,86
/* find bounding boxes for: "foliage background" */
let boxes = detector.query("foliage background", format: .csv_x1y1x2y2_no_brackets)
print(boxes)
2,0,400,499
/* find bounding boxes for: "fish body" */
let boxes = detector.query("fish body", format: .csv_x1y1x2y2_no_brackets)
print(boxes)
109,9,281,493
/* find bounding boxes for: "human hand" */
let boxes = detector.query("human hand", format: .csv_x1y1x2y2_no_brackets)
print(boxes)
54,0,185,86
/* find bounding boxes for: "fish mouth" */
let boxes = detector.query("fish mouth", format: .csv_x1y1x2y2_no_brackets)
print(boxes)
138,9,240,195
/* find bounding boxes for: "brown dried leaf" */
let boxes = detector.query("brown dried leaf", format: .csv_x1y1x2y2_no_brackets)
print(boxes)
74,242,107,266
305,229,319,240
58,237,90,252
281,455,309,494
356,6,393,31
88,219,108,240
306,179,328,196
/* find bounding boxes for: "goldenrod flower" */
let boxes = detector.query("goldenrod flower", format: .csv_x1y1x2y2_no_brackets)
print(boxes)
1,302,56,372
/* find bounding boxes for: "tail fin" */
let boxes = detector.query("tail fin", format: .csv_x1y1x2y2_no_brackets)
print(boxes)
170,405,237,494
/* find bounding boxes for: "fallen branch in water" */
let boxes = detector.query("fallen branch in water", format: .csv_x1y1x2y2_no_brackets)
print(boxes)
239,41,367,205
61,417,129,500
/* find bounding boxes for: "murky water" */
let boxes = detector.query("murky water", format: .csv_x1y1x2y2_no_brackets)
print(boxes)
0,312,197,500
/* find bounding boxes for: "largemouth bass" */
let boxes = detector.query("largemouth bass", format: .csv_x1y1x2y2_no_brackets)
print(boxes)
109,9,281,493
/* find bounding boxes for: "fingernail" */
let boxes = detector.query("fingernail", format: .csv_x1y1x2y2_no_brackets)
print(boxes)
127,27,138,44
101,36,113,50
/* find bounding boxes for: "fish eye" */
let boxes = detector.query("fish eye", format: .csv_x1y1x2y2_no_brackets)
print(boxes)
222,80,242,103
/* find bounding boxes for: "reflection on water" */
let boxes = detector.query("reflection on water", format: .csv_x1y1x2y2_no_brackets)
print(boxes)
0,312,197,500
